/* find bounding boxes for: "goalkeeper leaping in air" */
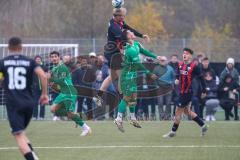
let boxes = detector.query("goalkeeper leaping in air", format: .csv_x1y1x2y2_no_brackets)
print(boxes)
114,29,158,132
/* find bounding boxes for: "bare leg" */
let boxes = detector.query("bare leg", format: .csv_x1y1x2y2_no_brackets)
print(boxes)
174,107,184,125
99,69,120,92
50,104,62,114
163,106,184,138
14,132,31,155
94,69,121,107
184,106,206,132
184,106,197,119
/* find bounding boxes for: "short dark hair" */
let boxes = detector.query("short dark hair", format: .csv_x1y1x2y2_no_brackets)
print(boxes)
202,57,209,61
183,48,194,55
224,74,233,81
8,37,22,50
34,55,42,60
63,53,72,57
171,54,178,58
50,51,60,57
204,71,213,77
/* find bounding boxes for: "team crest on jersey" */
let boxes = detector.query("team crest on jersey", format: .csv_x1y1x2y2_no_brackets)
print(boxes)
180,70,188,75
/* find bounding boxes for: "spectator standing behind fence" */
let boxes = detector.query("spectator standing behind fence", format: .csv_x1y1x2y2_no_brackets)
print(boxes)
32,55,47,120
94,55,115,92
94,55,117,120
201,57,216,80
191,58,203,119
76,55,96,120
203,72,219,121
153,56,175,120
199,57,217,119
218,74,240,120
136,74,157,121
220,58,239,120
63,54,74,69
168,54,179,116
196,54,204,64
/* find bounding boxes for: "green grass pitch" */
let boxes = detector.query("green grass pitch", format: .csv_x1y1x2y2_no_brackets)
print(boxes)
0,121,240,160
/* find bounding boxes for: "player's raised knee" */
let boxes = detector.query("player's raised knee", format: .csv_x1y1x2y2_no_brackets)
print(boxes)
50,106,56,113
67,112,74,119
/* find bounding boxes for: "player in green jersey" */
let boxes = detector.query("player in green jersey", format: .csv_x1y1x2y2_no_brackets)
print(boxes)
114,30,158,132
47,51,91,136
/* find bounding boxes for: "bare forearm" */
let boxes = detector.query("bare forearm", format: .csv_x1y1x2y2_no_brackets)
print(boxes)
35,67,48,95
39,75,48,95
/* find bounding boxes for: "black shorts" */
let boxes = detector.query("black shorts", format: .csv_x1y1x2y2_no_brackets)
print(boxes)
178,93,192,108
104,42,123,70
6,103,34,135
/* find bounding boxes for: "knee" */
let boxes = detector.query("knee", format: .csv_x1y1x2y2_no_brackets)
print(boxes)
174,115,181,123
128,100,137,106
184,109,190,115
123,96,137,106
174,110,182,123
51,106,56,113
67,112,74,119
186,109,194,117
110,71,118,80
111,75,117,81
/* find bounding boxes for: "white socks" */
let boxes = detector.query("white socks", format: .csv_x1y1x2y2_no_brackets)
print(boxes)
82,123,89,130
130,113,136,120
116,112,123,121
116,112,137,121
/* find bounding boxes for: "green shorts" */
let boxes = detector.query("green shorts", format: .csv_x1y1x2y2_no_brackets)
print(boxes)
120,71,137,96
53,93,77,112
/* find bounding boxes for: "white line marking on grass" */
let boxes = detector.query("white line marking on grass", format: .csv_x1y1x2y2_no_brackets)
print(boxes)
1,145,240,150
139,121,240,124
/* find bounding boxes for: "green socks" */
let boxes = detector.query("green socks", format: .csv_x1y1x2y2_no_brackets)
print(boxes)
72,114,84,127
118,99,127,113
129,106,135,113
129,105,136,120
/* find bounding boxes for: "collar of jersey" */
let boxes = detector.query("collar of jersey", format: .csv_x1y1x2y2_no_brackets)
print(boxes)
8,52,23,55
53,61,63,67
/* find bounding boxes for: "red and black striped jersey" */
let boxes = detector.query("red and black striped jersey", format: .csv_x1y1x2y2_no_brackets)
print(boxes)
107,18,143,50
177,61,206,94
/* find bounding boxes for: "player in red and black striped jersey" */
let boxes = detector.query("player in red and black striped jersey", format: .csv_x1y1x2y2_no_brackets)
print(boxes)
163,48,208,138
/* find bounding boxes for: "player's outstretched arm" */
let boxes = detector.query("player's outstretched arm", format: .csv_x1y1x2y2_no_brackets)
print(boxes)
137,42,157,59
35,67,49,105
123,23,143,38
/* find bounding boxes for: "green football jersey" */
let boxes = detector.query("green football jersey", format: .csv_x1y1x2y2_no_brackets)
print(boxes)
122,41,157,73
49,62,77,95
120,41,157,96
